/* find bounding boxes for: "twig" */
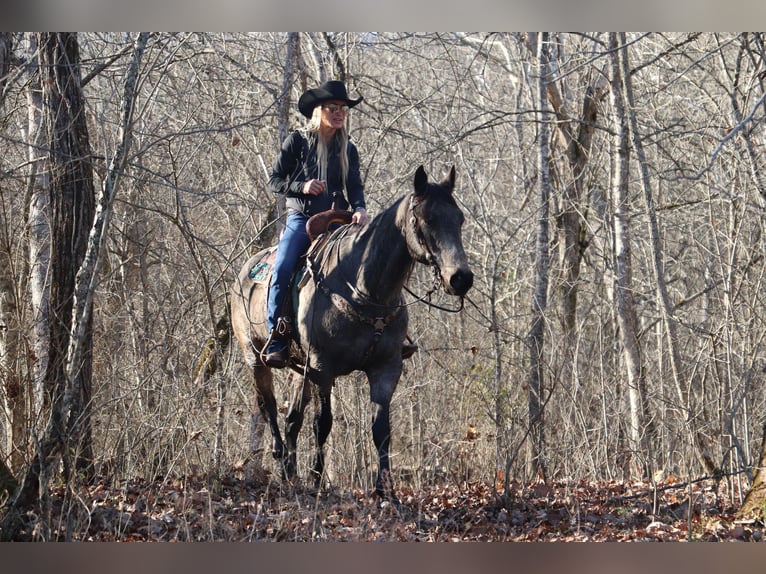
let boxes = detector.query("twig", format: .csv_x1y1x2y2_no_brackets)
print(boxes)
609,468,747,503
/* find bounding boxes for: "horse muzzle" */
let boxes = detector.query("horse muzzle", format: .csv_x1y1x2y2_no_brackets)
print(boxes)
444,267,474,297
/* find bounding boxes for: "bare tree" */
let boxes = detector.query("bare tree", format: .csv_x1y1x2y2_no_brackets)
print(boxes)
0,33,27,476
39,32,97,478
534,35,609,395
621,32,720,477
0,33,12,106
2,31,96,537
25,33,51,418
0,225,22,471
1,32,147,540
527,32,552,479
608,33,650,479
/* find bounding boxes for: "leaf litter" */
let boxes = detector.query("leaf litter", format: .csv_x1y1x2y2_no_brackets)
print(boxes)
17,472,760,541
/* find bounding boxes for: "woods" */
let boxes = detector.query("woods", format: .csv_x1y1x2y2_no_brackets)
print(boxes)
1,32,765,540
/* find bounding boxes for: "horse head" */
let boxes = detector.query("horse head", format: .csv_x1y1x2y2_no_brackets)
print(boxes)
407,165,474,297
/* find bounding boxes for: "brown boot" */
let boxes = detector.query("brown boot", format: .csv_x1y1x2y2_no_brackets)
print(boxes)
263,335,289,368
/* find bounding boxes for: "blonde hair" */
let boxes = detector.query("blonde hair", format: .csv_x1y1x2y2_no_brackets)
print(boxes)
302,104,350,190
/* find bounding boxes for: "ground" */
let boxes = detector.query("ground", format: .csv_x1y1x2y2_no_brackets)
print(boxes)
8,472,761,541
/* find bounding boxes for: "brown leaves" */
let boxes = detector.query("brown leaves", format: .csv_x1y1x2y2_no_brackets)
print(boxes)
19,475,757,541
463,424,479,441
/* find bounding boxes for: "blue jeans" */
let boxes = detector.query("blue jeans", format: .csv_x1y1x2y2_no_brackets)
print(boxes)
267,211,311,334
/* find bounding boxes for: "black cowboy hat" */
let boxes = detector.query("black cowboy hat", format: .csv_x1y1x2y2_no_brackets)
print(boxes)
298,80,363,118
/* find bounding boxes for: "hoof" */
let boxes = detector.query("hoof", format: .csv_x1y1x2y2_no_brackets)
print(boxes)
374,470,398,504
279,458,298,482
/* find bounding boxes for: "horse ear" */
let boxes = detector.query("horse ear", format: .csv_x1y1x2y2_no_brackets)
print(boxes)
446,165,456,191
413,165,428,195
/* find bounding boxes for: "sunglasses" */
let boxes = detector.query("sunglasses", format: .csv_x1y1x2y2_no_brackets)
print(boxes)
322,103,349,114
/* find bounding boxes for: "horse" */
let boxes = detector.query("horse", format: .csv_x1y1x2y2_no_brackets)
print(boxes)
230,165,473,501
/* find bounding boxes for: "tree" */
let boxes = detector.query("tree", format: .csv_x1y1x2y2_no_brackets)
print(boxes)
608,32,650,479
0,32,26,474
622,32,720,478
526,32,552,478
25,32,52,420
1,32,147,540
529,34,609,400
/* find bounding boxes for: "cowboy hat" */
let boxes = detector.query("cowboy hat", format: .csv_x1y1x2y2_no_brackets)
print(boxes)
298,80,363,118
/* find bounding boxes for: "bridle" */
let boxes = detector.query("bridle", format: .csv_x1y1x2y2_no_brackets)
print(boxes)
403,193,465,314
405,193,437,267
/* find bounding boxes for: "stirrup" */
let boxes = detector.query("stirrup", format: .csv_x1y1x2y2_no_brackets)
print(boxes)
261,327,290,368
263,346,289,369
262,334,289,368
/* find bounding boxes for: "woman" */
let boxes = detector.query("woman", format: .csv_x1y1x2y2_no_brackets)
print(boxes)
263,80,369,368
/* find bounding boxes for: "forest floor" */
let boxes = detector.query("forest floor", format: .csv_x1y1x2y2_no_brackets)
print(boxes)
20,471,761,542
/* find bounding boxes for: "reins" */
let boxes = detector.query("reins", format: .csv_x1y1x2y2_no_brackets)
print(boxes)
403,279,465,314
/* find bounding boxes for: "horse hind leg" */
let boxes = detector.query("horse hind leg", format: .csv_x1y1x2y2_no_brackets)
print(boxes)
252,364,288,471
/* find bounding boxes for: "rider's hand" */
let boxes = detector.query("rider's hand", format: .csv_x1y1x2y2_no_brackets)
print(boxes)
352,207,369,226
302,179,326,196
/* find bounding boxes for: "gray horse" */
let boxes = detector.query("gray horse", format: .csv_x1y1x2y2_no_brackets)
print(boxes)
230,165,473,501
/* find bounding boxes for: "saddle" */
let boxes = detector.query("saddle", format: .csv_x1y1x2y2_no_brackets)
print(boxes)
247,203,352,286
246,206,354,335
248,206,417,366
305,193,353,242
306,208,352,242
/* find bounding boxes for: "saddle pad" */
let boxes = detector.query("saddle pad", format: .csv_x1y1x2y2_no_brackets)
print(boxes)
248,246,278,284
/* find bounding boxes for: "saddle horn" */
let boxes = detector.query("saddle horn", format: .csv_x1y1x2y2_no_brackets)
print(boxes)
306,192,353,241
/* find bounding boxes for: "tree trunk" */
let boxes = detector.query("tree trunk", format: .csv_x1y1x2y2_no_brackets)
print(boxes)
269,32,302,240
1,33,146,540
2,34,95,532
39,32,96,477
555,85,598,382
608,33,649,480
0,228,25,474
527,32,552,479
0,32,26,474
0,457,18,501
0,32,12,107
543,37,607,349
25,33,51,418
731,32,766,519
542,35,608,419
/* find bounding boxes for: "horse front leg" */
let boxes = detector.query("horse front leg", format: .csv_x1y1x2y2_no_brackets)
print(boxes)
310,379,333,488
371,401,397,501
284,371,312,481
369,372,400,503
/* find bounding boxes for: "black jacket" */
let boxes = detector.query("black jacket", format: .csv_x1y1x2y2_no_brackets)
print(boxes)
268,130,366,217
